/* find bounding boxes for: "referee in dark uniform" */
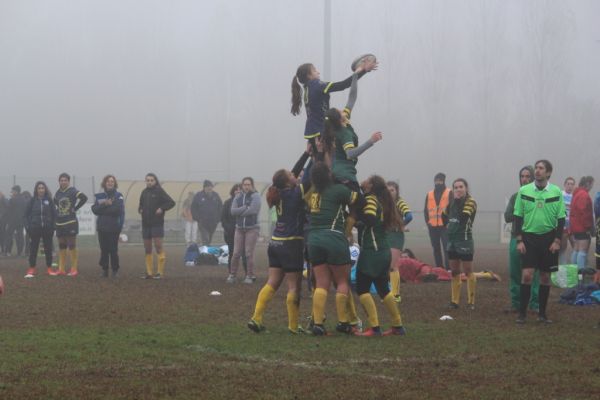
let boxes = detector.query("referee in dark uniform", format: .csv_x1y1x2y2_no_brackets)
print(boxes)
513,160,566,324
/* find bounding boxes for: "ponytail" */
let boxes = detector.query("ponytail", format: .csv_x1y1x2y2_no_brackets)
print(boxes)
291,76,303,115
267,169,290,208
266,186,281,209
291,63,314,116
369,175,402,231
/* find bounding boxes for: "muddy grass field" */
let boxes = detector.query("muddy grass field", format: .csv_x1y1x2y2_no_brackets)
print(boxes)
1,242,599,399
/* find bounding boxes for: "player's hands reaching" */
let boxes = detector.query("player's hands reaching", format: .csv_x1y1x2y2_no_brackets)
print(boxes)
370,131,383,143
517,241,526,254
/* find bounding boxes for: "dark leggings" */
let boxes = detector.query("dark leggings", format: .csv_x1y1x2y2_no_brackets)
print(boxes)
356,269,390,299
98,231,120,271
29,227,54,267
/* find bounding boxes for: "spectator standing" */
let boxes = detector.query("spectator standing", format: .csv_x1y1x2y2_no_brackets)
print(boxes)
139,173,175,279
92,175,125,278
191,180,223,246
54,173,88,276
424,173,452,270
227,177,261,284
181,192,197,245
221,184,246,273
569,176,594,271
0,192,8,255
4,185,27,257
559,177,576,264
23,182,56,277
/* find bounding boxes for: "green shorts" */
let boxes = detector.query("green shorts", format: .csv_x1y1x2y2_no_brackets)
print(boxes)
357,248,391,278
387,231,405,250
307,230,351,266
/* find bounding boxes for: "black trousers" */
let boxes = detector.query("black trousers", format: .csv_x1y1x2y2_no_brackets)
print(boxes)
428,225,449,269
98,231,120,271
29,227,54,267
5,222,24,255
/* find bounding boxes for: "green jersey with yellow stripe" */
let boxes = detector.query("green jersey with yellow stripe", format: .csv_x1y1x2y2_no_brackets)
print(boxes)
308,184,358,233
332,123,358,183
444,195,477,242
358,194,389,251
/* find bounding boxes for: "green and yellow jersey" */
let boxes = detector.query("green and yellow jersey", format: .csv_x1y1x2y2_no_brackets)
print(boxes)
307,184,358,233
444,195,477,242
358,194,389,251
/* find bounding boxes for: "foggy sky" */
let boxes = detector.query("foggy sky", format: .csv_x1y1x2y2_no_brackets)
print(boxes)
1,0,599,211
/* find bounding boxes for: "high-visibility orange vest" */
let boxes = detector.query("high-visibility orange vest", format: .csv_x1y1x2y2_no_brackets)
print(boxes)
427,189,450,227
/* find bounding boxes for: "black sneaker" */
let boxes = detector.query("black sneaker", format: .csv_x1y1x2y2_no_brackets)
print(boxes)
247,319,266,333
448,302,459,310
311,324,327,336
515,314,526,324
335,322,353,335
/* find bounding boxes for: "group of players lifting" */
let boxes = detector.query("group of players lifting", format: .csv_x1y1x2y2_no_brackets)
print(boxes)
247,57,478,336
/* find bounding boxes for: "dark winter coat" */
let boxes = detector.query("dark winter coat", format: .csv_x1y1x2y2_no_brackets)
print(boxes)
92,190,125,233
138,186,175,228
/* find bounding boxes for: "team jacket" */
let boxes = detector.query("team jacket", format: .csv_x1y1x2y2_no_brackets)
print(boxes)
138,186,175,227
92,190,125,233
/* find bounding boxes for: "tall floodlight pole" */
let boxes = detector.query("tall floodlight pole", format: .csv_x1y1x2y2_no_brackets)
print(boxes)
324,0,332,78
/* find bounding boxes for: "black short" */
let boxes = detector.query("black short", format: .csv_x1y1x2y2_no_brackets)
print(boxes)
268,239,304,273
448,251,473,262
572,232,591,240
56,222,78,238
142,225,164,239
521,231,559,273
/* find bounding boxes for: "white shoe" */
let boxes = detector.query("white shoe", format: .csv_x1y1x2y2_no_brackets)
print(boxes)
24,274,35,279
243,276,254,284
226,274,235,283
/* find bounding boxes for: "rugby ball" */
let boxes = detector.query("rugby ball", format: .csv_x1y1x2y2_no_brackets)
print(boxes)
0,275,4,296
351,53,377,72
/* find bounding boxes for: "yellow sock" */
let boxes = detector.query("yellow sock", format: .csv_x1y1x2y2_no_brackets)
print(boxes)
157,252,166,275
451,275,462,304
359,293,379,328
145,254,154,276
58,249,67,273
251,284,276,324
335,293,349,323
69,248,79,272
390,269,400,297
383,293,403,326
467,273,476,305
312,288,328,325
286,291,300,331
346,291,359,325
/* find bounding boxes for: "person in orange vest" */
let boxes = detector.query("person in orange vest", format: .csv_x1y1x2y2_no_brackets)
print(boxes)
424,173,452,270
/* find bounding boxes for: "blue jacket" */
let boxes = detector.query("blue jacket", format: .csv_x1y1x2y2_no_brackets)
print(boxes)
92,190,125,233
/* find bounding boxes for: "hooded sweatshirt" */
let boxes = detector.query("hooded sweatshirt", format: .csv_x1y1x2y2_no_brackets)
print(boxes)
504,165,534,237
